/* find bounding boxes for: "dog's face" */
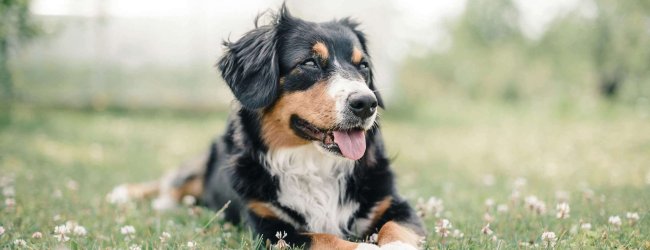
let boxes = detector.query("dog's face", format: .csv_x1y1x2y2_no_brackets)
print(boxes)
219,6,383,160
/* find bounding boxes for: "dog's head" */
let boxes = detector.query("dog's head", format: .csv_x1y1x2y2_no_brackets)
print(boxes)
219,5,383,160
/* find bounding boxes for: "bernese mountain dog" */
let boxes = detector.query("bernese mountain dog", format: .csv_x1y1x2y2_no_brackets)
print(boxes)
109,4,426,249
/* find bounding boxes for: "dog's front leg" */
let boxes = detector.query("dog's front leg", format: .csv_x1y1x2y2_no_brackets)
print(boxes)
248,202,379,249
375,221,423,250
365,197,426,249
304,233,379,250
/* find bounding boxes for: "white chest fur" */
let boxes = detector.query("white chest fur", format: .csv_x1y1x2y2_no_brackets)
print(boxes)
265,143,359,236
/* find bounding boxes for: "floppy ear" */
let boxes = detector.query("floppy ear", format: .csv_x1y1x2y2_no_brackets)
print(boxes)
218,23,279,110
340,18,385,109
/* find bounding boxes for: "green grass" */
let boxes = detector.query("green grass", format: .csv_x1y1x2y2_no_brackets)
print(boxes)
0,102,649,249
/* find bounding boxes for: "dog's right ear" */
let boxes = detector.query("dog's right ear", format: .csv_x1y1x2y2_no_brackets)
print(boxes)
218,22,279,110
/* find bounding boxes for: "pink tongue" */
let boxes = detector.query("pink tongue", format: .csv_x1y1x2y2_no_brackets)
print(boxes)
333,130,366,160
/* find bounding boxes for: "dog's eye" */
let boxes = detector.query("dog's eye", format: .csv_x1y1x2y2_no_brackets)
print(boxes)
301,59,318,68
359,62,369,70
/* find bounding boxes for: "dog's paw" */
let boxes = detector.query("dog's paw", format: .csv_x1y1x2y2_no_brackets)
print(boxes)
106,184,131,204
379,241,418,250
152,195,177,211
355,243,380,250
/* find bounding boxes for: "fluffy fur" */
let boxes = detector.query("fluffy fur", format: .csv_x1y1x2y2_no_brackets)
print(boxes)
109,4,425,249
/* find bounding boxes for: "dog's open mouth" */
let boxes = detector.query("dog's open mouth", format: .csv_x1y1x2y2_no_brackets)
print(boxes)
290,115,366,160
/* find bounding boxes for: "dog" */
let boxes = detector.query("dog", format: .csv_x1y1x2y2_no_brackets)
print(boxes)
108,5,426,249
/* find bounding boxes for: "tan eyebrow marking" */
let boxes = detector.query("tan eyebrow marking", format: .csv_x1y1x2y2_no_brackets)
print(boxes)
352,47,363,64
312,42,329,60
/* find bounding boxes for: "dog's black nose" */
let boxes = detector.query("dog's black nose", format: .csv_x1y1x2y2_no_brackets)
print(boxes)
348,93,378,119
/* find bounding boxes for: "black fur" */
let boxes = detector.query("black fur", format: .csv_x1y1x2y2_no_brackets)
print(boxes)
218,19,280,110
201,5,423,248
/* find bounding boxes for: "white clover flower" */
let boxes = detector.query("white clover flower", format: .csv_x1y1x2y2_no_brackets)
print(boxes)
120,225,136,235
556,202,570,219
452,229,464,238
187,241,197,248
0,226,5,235
485,198,495,208
4,198,15,207
54,224,70,242
524,195,539,208
608,216,622,229
273,231,289,249
497,204,509,213
54,224,70,234
275,231,287,240
31,231,43,239
541,231,557,248
580,223,592,231
73,225,87,236
434,219,452,238
626,212,640,225
273,239,289,249
481,223,493,235
416,197,444,218
129,244,142,250
13,239,27,247
160,232,171,243
524,195,546,215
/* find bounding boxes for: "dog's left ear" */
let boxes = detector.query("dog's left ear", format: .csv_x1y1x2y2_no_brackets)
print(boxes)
340,18,385,109
218,19,280,110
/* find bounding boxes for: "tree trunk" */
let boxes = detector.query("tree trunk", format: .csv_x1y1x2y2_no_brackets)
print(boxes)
599,71,622,99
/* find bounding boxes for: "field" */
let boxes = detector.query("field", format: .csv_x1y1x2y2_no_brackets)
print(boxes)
0,101,648,249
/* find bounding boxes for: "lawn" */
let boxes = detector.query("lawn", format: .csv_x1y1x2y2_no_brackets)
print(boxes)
0,101,648,249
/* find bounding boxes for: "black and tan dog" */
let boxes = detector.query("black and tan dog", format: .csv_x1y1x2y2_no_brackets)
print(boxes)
109,5,425,249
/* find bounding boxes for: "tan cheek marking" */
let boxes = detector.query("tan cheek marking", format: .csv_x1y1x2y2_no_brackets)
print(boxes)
304,233,360,250
248,201,277,219
261,97,309,149
261,81,338,149
352,47,363,64
313,42,329,60
376,221,422,247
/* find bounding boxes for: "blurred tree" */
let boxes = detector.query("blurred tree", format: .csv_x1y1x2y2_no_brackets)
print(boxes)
0,0,39,103
431,0,527,101
591,0,650,98
402,0,650,105
453,0,522,49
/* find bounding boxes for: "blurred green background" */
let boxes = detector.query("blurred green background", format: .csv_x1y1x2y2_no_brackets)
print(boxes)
2,0,650,112
1,0,649,248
